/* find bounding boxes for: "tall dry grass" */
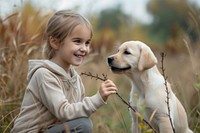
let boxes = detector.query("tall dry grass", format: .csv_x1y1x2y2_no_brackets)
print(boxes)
0,7,200,133
0,6,49,132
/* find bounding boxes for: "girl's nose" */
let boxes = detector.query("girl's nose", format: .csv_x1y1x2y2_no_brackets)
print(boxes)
80,44,87,52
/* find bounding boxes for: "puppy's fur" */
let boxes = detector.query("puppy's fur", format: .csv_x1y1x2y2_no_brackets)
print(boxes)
107,41,193,133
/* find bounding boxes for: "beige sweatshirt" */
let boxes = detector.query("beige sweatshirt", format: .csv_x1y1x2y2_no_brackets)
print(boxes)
11,60,106,133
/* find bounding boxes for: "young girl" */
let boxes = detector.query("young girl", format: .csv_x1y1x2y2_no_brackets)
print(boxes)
11,10,118,133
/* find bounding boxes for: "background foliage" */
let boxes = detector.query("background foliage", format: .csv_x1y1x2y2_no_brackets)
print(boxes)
0,0,200,132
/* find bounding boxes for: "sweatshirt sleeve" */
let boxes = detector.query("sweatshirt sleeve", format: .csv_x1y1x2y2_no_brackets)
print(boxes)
38,77,106,121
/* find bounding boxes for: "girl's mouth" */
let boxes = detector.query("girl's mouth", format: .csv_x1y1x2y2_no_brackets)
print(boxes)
74,53,85,58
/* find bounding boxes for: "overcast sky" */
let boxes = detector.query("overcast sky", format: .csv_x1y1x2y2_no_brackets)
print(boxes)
0,0,200,24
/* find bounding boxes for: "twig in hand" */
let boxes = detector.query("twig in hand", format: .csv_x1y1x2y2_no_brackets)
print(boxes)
160,52,176,133
81,72,157,133
81,72,107,81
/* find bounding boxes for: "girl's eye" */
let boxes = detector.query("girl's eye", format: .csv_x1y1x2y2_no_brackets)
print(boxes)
74,39,81,44
85,41,91,46
124,50,131,55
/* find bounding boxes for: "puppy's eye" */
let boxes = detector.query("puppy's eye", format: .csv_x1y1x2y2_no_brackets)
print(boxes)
124,50,131,55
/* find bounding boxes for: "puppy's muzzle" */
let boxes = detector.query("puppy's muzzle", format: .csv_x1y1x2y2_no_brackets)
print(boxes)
107,56,131,72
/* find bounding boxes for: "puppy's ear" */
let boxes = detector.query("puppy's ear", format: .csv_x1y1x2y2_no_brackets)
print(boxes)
138,46,157,71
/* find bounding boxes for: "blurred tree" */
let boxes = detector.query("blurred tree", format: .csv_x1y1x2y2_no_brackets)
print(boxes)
92,5,133,53
96,5,132,32
146,0,200,45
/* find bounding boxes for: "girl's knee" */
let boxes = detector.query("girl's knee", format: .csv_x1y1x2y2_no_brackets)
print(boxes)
67,117,93,133
76,117,93,133
43,117,93,133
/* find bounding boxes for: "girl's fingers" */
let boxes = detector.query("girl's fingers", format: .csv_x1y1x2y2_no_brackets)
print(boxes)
104,80,117,89
101,88,117,96
99,79,118,101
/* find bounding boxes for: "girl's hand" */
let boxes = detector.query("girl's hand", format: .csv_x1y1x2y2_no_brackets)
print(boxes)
99,79,118,101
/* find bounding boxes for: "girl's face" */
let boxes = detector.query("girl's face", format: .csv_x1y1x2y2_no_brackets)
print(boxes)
53,24,91,70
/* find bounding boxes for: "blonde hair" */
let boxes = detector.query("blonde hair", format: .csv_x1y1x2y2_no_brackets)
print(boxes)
44,10,93,59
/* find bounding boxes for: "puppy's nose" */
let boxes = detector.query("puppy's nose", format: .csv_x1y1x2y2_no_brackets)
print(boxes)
107,57,114,64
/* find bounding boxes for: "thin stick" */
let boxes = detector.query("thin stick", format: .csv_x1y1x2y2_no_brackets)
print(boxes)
81,72,157,133
160,52,176,133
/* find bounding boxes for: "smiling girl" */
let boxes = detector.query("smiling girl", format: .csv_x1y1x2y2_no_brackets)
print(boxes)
11,10,118,133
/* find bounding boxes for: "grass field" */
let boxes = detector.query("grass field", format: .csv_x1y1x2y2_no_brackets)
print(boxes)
0,8,200,133
0,41,200,133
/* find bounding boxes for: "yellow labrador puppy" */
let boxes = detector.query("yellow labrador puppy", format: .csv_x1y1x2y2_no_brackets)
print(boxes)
107,41,193,133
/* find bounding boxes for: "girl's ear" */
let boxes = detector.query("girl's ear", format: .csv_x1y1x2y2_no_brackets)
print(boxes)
49,36,60,50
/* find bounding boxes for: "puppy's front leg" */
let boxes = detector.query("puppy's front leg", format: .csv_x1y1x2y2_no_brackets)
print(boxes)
158,116,174,133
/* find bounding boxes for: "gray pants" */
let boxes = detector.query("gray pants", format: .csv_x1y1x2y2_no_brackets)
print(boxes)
44,117,93,133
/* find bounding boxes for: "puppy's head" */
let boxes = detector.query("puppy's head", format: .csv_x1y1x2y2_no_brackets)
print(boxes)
107,41,157,74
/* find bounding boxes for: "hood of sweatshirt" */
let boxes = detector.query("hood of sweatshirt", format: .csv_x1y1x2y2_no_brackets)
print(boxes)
27,60,78,82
